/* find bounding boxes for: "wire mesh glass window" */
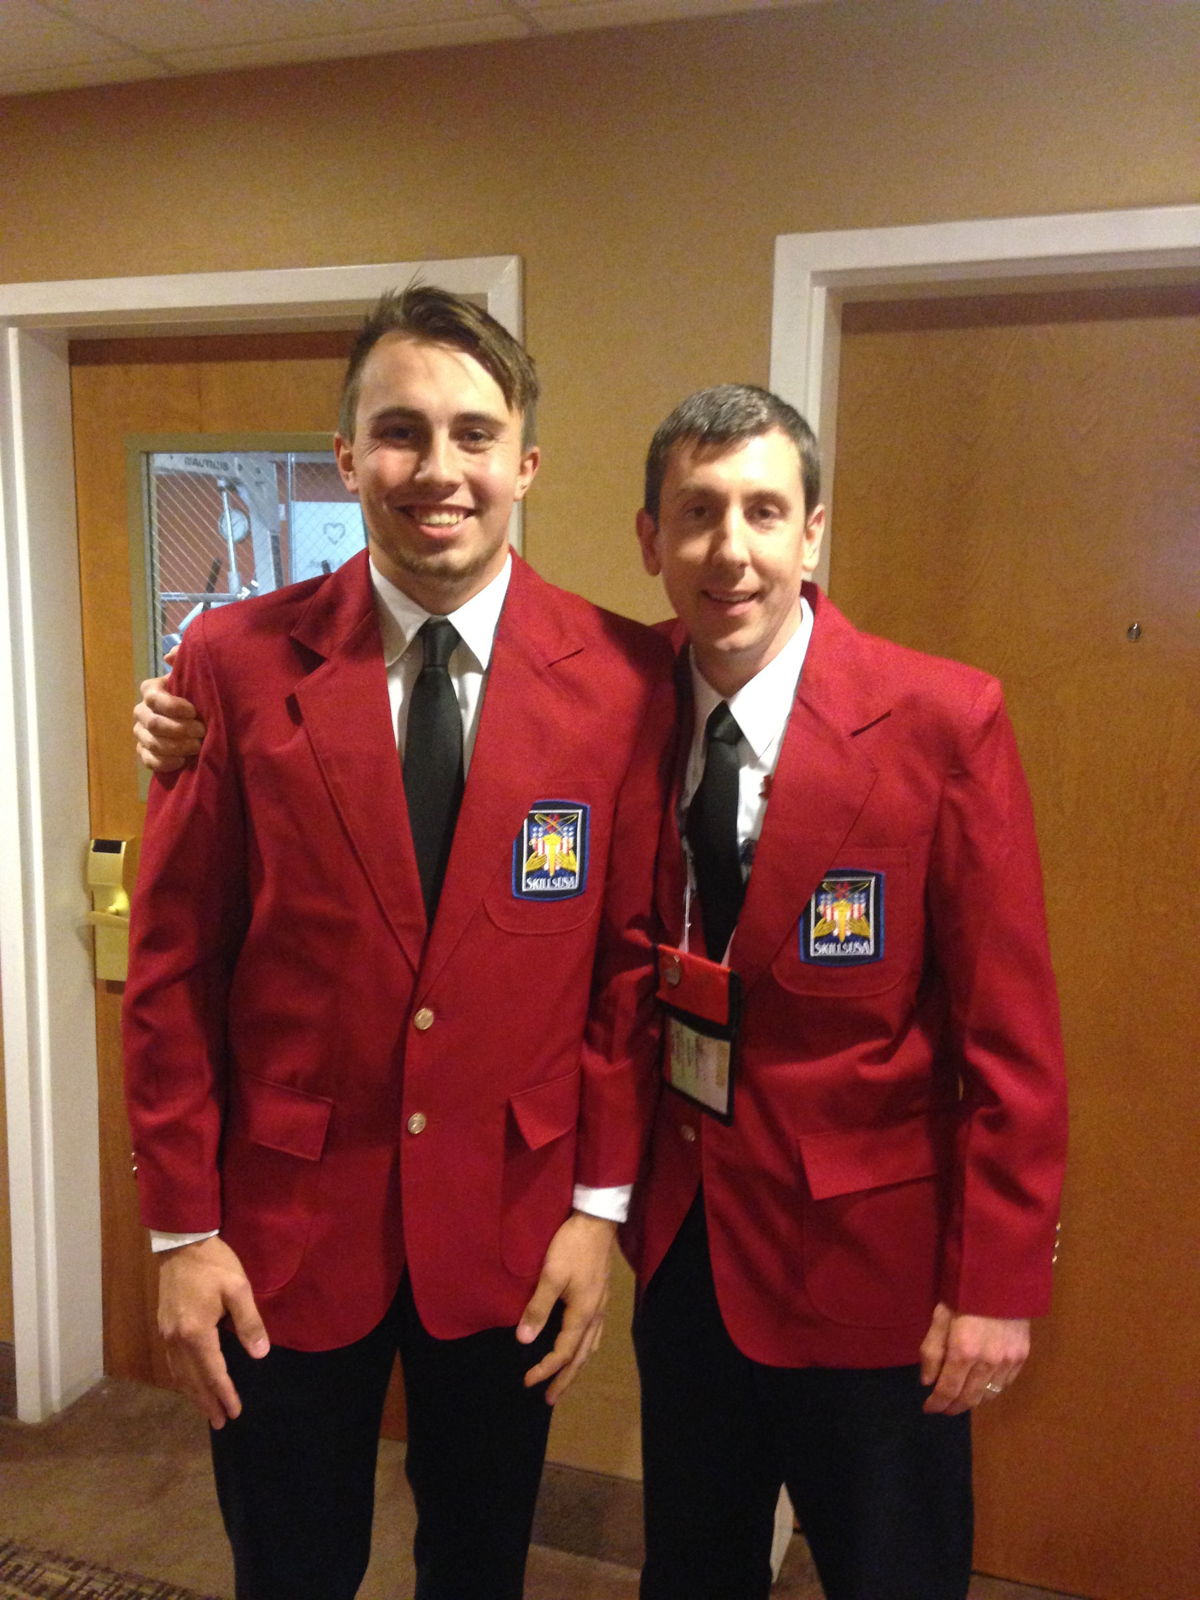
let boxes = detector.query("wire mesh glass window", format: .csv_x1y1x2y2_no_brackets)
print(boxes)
141,447,366,669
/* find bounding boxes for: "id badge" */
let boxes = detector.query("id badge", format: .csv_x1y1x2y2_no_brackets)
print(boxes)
656,944,741,1124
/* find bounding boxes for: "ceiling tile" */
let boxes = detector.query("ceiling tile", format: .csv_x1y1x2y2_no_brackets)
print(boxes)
50,0,516,53
0,0,143,72
0,0,835,98
163,14,529,76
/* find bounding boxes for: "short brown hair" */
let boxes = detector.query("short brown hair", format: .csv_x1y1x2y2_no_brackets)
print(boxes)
643,385,820,521
338,286,539,446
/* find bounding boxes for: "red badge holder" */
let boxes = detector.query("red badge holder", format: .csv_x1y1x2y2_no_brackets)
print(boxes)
656,943,741,1124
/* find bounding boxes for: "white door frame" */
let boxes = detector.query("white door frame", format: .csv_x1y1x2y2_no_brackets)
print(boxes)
0,255,521,1422
770,205,1200,589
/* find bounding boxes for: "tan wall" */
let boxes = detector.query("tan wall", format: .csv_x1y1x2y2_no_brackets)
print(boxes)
0,0,1195,1461
1,0,1194,626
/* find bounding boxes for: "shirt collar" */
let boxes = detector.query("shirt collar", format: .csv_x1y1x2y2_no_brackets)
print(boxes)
369,553,513,671
689,595,813,762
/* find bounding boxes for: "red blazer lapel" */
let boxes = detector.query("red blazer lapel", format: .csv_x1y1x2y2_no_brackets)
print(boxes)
291,551,426,975
654,639,697,948
417,555,586,989
731,589,886,996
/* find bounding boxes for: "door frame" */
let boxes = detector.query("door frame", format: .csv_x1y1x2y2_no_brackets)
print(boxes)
769,205,1200,588
0,255,521,1421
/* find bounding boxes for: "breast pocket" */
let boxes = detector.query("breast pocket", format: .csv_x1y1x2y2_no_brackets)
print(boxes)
770,847,912,998
484,793,602,935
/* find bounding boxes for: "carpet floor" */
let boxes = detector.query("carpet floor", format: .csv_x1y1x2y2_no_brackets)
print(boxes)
0,1538,222,1600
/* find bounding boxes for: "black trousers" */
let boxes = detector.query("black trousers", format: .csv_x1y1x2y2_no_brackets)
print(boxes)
211,1273,560,1600
634,1200,973,1600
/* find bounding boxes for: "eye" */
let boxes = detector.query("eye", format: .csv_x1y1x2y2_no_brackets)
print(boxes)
458,427,495,449
378,422,419,444
750,501,786,526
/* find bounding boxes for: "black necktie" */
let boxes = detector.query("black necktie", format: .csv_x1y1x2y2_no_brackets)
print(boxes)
685,702,744,960
403,618,464,919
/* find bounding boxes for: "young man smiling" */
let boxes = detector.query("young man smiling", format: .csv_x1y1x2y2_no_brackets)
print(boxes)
123,288,674,1600
626,385,1067,1600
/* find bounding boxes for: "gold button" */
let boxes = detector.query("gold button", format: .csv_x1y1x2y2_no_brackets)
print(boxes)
413,1007,435,1031
680,1124,697,1143
407,1112,427,1135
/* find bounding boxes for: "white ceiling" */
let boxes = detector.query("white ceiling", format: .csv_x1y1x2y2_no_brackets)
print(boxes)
0,0,827,97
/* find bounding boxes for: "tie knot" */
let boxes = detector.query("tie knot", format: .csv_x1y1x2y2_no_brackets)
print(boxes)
419,617,460,670
706,703,741,747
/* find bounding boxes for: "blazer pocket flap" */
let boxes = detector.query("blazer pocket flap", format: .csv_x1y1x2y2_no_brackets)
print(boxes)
798,1113,942,1201
236,1073,333,1161
508,1071,581,1152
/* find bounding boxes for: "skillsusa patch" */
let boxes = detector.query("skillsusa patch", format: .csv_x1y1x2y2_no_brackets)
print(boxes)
800,872,884,965
512,803,590,900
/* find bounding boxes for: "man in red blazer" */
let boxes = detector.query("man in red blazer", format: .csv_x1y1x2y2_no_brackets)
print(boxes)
625,384,1068,1600
123,288,673,1600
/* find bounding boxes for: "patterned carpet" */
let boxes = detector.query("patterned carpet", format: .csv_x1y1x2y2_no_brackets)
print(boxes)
0,1541,224,1600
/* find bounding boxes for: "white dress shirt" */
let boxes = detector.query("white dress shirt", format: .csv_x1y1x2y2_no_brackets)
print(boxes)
153,554,626,1251
371,554,510,771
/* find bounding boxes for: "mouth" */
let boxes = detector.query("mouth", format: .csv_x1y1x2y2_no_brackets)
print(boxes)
701,588,758,612
400,505,472,531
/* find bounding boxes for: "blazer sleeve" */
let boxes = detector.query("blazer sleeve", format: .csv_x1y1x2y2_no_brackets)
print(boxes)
928,676,1068,1318
572,658,676,1191
122,619,248,1234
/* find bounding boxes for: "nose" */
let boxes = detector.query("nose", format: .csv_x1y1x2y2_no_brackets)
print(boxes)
710,508,749,569
413,431,461,490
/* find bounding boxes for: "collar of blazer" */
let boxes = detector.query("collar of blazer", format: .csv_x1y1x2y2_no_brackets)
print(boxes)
288,548,589,979
659,584,886,996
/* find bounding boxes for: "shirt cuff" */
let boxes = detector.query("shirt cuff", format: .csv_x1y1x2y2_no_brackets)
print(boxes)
150,1229,218,1253
572,1184,632,1224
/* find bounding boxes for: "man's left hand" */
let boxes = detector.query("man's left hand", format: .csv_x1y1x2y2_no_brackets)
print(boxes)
919,1301,1031,1415
517,1211,616,1404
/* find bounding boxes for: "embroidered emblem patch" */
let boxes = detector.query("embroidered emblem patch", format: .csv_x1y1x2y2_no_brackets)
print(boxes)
512,803,589,900
800,872,884,965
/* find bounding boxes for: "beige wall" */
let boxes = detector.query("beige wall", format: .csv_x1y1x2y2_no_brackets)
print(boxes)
1,0,1194,625
0,0,1195,1456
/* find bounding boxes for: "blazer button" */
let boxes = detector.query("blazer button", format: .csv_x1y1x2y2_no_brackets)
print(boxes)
407,1112,427,1135
413,1007,435,1031
680,1124,697,1143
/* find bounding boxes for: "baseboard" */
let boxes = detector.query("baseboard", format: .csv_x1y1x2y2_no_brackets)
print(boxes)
533,1460,644,1570
0,1341,15,1419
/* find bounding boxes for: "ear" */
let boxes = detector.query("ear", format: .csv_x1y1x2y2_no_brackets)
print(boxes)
635,508,663,577
333,433,357,494
512,445,541,502
801,503,826,579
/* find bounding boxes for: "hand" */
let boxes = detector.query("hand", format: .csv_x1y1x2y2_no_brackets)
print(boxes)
919,1301,1030,1415
134,648,205,772
157,1236,269,1428
517,1211,616,1404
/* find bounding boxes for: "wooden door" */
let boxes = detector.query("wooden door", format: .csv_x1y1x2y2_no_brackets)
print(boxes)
70,332,406,1432
832,284,1199,1600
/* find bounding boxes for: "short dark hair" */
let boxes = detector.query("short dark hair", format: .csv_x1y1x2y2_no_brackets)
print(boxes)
643,384,820,520
338,285,539,446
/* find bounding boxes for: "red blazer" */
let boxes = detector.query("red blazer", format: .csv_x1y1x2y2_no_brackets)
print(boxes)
625,586,1068,1369
124,551,674,1352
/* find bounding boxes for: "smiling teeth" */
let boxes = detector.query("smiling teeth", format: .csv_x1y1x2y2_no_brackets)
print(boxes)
414,511,465,526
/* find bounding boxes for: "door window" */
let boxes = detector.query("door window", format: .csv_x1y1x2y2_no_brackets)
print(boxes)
139,446,365,669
